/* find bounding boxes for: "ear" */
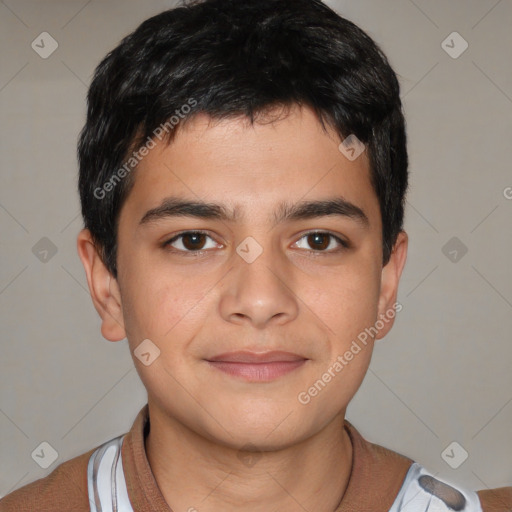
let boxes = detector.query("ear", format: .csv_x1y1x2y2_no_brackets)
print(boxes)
375,230,408,340
76,228,126,342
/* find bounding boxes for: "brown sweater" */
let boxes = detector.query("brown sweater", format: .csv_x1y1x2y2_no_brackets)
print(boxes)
1,404,510,511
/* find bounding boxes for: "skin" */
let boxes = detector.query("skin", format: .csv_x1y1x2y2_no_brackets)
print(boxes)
77,104,408,512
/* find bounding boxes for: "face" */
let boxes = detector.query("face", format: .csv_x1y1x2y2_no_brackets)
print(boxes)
78,105,407,450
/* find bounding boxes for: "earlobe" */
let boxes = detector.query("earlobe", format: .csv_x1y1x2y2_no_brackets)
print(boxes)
376,231,408,340
76,229,126,342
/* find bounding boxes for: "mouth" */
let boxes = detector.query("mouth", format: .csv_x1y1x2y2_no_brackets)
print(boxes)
205,351,308,382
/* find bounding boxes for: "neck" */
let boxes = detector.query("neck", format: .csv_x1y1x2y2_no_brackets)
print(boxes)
145,402,353,512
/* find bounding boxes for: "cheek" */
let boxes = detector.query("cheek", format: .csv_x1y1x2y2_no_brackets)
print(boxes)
304,259,381,342
121,263,213,347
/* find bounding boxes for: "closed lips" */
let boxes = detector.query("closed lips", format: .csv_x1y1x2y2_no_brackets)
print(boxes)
207,351,307,363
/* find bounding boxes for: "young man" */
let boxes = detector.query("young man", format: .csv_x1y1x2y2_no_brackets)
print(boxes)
1,0,510,510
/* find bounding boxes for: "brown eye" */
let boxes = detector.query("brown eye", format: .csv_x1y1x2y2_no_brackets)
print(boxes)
295,231,348,252
181,232,207,250
163,231,219,253
307,233,330,250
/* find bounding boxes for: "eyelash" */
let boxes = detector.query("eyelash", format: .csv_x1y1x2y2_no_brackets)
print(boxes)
161,230,350,257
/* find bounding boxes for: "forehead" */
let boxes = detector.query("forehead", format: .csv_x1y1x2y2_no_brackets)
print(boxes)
119,106,381,230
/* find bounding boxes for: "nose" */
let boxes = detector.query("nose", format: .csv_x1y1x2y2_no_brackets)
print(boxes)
219,241,299,329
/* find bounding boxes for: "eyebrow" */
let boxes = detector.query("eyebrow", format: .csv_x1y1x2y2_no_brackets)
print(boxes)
139,196,370,229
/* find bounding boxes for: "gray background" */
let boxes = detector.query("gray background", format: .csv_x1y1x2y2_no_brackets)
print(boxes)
1,0,511,499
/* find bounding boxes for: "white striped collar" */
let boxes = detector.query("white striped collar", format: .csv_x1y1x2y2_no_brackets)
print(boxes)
87,434,134,512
